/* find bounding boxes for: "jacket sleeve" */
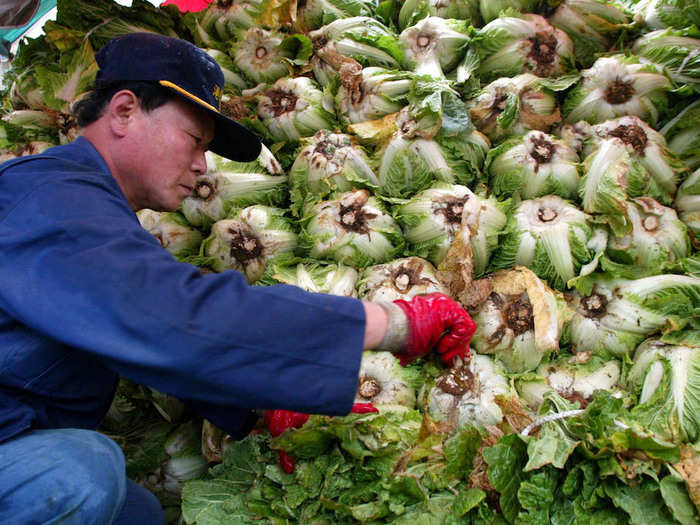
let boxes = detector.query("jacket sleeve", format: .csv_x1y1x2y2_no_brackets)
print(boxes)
0,175,367,418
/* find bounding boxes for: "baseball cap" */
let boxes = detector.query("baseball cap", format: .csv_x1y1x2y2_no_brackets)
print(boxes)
95,32,261,162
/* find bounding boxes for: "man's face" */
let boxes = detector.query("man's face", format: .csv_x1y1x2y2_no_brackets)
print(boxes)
122,97,215,212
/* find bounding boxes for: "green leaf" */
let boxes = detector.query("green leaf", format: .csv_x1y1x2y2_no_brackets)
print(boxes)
660,474,700,525
484,434,529,523
602,477,678,525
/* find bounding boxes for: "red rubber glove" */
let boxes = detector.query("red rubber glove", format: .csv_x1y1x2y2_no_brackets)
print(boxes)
393,292,475,367
350,402,378,414
264,410,310,474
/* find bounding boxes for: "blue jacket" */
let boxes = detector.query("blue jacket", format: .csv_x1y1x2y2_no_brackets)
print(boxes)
0,137,366,443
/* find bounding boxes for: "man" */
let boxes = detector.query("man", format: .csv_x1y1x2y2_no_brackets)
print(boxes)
0,33,475,524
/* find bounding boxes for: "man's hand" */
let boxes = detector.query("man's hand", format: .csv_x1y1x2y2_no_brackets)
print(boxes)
392,293,475,366
264,410,309,474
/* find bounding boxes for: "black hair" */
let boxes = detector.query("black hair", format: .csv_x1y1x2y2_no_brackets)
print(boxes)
72,81,175,127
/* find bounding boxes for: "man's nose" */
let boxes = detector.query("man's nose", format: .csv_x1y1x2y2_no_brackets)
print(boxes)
192,150,207,175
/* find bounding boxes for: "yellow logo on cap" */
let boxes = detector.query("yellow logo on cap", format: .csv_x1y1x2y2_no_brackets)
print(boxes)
213,85,222,103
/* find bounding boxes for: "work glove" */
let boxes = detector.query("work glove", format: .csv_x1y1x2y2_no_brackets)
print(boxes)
265,403,378,473
379,292,476,366
264,410,309,474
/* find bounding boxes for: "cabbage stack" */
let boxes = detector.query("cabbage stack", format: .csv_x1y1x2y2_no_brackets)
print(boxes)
2,0,699,523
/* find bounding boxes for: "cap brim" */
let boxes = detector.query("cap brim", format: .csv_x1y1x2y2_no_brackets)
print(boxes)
209,111,262,163
160,83,262,163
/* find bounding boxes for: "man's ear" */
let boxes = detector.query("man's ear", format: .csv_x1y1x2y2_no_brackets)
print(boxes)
107,90,141,138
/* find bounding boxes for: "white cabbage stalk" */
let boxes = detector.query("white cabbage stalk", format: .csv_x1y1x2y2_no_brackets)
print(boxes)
566,274,700,357
632,28,700,88
606,197,690,270
288,130,378,215
627,337,700,445
9,69,45,110
357,257,448,302
181,146,287,229
660,99,700,169
631,0,700,31
258,260,359,296
295,0,376,31
205,50,248,91
374,108,490,197
563,55,672,126
471,267,570,373
479,0,538,23
255,76,337,142
397,0,481,31
492,196,597,290
675,167,700,241
136,210,203,259
231,27,293,85
467,74,562,143
201,206,298,282
473,15,575,82
2,109,76,147
486,130,581,200
2,109,58,130
424,354,510,428
354,351,418,408
196,0,262,41
582,116,687,202
399,17,470,80
309,17,403,85
549,0,632,68
396,183,507,273
517,354,622,411
142,421,208,502
335,67,413,126
301,189,404,268
579,116,689,233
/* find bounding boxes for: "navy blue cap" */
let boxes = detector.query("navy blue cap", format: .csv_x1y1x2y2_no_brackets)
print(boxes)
95,32,261,162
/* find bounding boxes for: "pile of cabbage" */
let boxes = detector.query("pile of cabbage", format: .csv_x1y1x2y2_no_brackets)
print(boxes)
2,0,700,522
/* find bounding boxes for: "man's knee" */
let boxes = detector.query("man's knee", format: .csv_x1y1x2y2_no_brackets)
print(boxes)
0,428,127,525
58,430,128,521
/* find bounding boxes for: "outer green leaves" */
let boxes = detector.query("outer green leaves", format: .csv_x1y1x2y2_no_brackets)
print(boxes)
255,77,338,142
400,17,470,80
257,259,359,296
200,206,298,281
354,351,420,407
563,55,673,126
424,354,510,428
549,0,632,68
579,115,689,234
486,130,581,201
627,337,700,445
632,27,700,90
357,256,448,301
180,147,288,229
468,74,563,144
137,210,203,260
472,14,575,82
300,189,405,267
566,273,700,357
675,167,700,241
491,195,596,290
289,130,378,216
397,183,507,273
